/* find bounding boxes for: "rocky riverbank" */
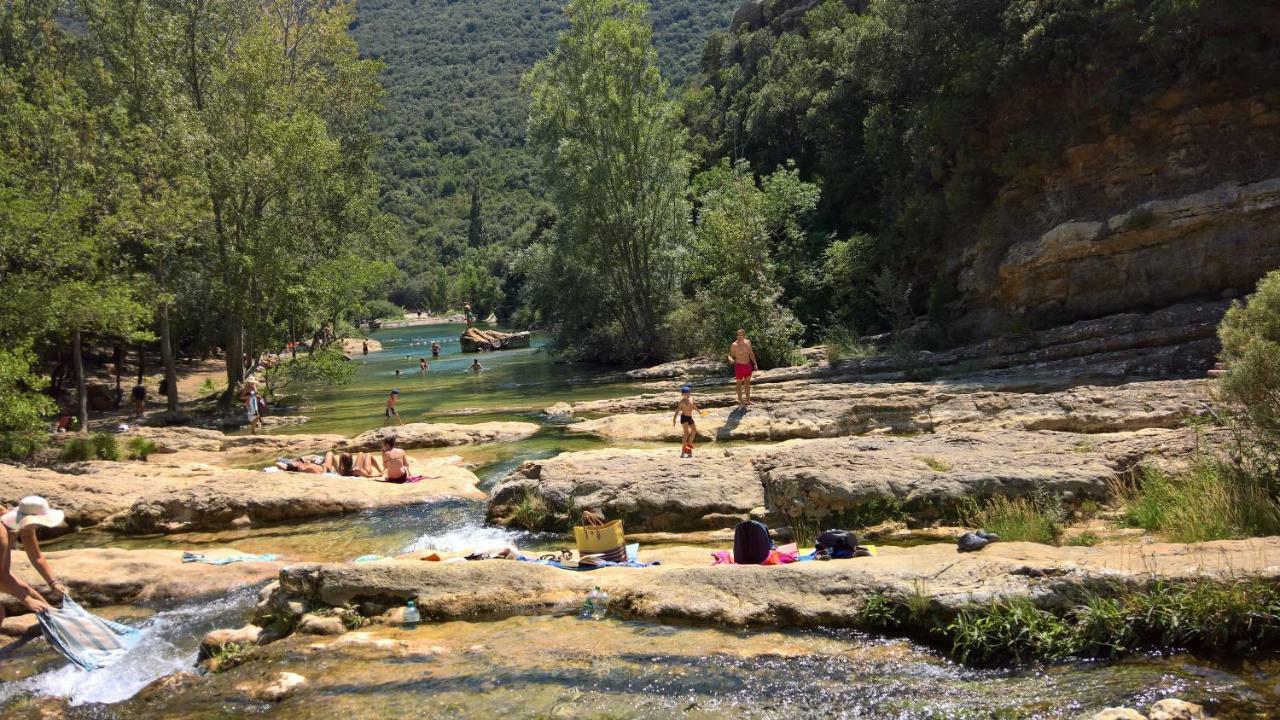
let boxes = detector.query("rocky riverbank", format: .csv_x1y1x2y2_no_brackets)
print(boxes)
488,426,1205,532
0,456,483,535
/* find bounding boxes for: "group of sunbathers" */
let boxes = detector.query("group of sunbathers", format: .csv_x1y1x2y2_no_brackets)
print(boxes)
274,437,413,482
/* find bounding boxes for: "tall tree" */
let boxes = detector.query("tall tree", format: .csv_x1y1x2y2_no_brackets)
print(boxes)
524,0,690,362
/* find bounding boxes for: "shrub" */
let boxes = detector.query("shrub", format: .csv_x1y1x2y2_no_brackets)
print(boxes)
362,299,404,321
1115,459,1280,543
822,325,875,367
1218,270,1280,478
1065,531,1100,547
0,345,56,459
91,432,120,461
126,437,156,461
59,436,95,462
204,642,259,673
962,494,1064,545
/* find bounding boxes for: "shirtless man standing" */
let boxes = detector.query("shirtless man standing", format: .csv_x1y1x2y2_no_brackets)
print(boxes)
727,328,759,407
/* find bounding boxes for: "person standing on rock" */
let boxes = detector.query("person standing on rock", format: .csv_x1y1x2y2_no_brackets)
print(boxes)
131,382,146,419
463,301,474,328
362,339,369,356
383,388,404,427
672,385,704,458
727,329,759,407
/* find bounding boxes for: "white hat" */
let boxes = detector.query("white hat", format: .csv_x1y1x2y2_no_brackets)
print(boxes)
1,496,66,532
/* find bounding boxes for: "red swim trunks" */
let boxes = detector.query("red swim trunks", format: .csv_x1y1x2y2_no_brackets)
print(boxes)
734,363,753,380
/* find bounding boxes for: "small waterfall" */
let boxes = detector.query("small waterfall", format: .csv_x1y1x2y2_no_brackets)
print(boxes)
398,521,528,554
1,587,257,707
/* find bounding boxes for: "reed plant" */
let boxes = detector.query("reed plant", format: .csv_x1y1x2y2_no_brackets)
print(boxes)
1115,459,1280,543
961,494,1064,545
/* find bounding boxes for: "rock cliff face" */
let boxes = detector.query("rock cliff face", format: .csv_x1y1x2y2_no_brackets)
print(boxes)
952,84,1280,336
728,0,1280,339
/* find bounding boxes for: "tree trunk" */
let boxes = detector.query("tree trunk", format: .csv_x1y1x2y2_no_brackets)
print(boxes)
73,329,88,432
159,303,179,413
137,342,146,384
222,315,245,406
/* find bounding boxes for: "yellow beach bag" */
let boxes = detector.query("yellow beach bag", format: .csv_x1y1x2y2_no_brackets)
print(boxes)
574,519,626,562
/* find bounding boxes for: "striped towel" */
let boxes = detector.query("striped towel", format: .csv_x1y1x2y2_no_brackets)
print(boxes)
37,596,140,671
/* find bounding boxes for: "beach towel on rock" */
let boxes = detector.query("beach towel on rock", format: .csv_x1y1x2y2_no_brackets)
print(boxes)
37,596,140,671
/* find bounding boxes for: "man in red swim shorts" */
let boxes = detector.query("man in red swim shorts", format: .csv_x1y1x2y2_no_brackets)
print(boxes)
727,328,759,407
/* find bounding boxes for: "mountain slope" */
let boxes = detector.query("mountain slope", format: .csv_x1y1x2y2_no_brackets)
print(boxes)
350,0,738,309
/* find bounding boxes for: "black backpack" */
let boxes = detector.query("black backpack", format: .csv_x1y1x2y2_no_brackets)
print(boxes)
816,529,868,559
733,520,773,565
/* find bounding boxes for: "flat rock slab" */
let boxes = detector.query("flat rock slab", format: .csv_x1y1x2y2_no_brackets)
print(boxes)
567,379,1212,442
1,548,280,616
488,446,767,532
0,459,482,534
271,537,1280,627
341,421,540,452
488,429,1200,532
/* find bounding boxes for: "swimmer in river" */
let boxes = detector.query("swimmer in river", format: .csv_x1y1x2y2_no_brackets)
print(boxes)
470,359,483,373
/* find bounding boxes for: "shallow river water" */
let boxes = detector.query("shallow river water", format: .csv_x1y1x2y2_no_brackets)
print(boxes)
5,324,1280,718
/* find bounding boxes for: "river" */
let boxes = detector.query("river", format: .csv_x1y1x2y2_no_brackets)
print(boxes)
3,324,1279,717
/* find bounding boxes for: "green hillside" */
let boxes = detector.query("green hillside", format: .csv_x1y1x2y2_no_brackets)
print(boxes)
350,0,739,312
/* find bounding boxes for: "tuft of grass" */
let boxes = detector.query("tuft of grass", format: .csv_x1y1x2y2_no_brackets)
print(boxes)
1065,531,1100,547
1115,459,1280,543
961,494,1064,545
125,437,156,461
948,597,1074,664
1119,206,1157,232
59,436,95,462
823,326,875,367
505,488,550,531
917,456,949,472
204,642,258,673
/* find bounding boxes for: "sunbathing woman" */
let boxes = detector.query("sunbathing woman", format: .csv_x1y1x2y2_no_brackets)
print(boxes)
333,452,385,478
275,454,328,474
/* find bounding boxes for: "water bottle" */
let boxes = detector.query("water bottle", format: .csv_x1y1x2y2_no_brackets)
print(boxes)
581,588,599,619
591,587,609,620
403,599,420,629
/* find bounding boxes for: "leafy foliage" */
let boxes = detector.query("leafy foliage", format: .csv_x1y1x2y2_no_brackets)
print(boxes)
522,0,692,363
961,493,1065,545
1218,270,1280,477
0,346,56,459
686,0,1280,336
350,0,738,316
1116,459,1280,543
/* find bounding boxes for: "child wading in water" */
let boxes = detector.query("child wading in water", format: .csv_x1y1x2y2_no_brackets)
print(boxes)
383,388,403,427
672,385,703,458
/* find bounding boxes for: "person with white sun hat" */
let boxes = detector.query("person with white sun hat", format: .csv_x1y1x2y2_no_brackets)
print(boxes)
1,497,67,625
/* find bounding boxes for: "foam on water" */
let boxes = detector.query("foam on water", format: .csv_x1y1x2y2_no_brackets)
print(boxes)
398,523,528,554
1,588,257,707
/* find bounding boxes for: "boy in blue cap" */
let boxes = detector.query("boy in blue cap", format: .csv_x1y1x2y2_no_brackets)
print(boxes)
382,388,404,427
672,385,703,458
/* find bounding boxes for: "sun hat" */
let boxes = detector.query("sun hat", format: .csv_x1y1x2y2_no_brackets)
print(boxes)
391,388,400,394
1,496,66,532
680,385,691,393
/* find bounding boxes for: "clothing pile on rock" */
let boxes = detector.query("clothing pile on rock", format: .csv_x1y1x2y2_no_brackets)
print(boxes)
957,530,1000,553
713,522,877,565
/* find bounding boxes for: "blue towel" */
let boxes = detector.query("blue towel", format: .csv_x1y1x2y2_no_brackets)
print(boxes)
182,551,278,565
38,596,140,671
517,556,660,571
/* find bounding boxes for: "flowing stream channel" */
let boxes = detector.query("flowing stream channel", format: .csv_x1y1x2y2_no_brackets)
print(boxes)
3,323,1280,717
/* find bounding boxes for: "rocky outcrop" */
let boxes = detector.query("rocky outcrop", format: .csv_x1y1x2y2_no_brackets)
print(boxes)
122,426,226,453
0,458,483,534
488,428,1200,532
459,327,530,352
567,379,1212,443
621,301,1229,387
992,178,1280,322
0,548,280,616
267,537,1280,628
489,446,766,531
341,421,540,452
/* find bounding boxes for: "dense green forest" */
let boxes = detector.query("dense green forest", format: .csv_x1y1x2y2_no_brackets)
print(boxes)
1,0,389,455
515,0,1279,363
349,0,739,317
